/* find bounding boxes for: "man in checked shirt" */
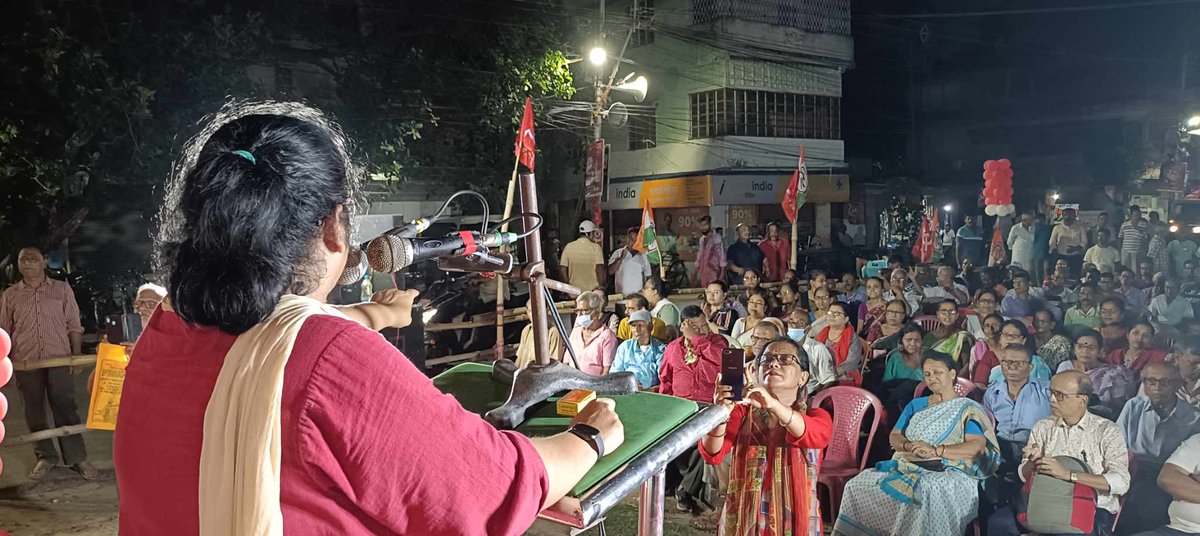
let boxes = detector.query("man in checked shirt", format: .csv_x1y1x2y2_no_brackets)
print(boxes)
0,246,97,481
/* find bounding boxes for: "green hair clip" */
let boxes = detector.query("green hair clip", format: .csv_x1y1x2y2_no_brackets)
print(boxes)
231,150,256,165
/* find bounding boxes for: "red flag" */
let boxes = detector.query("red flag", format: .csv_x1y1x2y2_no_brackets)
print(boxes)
989,224,1007,266
782,146,807,224
912,207,939,263
514,97,536,170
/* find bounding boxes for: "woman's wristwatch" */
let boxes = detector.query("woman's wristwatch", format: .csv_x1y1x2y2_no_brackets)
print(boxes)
568,424,606,459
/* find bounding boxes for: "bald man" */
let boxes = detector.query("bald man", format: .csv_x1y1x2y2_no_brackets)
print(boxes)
1115,363,1200,534
989,370,1131,536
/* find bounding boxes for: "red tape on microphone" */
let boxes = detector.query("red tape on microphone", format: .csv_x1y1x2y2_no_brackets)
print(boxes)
457,231,478,256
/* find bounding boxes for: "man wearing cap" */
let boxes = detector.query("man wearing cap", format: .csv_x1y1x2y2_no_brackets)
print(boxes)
611,310,666,390
561,220,606,293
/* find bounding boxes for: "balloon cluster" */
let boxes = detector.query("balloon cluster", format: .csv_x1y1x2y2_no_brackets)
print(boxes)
0,329,11,475
983,159,1015,216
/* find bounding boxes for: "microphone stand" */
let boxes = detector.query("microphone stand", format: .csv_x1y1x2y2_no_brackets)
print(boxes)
484,172,639,430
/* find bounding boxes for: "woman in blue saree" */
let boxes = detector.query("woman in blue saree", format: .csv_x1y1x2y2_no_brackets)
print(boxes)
832,352,1000,536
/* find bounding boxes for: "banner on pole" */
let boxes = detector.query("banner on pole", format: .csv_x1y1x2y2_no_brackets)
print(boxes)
585,140,605,200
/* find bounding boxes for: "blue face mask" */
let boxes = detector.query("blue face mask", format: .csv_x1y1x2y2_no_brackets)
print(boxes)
574,314,594,329
787,328,805,341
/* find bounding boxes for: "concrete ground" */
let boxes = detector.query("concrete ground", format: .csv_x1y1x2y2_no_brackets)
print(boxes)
0,364,711,535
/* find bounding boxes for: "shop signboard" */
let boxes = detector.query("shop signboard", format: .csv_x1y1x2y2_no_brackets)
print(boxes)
604,175,712,210
711,174,850,205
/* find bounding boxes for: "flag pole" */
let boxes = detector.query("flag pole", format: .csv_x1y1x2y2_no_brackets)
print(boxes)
789,146,804,271
494,157,520,362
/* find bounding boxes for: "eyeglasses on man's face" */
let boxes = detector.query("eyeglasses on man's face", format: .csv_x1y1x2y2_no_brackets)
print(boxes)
1000,359,1031,369
1049,389,1086,401
936,309,957,317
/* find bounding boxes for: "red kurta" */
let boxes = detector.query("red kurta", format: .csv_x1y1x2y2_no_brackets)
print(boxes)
114,311,549,535
1107,347,1167,373
758,238,791,282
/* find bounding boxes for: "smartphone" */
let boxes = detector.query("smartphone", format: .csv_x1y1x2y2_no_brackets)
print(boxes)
721,347,745,402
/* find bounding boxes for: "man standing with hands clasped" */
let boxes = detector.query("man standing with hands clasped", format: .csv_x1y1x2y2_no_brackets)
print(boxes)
988,370,1131,536
1050,208,1087,277
0,246,98,481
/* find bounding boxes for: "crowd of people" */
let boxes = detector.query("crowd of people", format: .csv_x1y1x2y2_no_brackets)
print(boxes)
539,199,1200,535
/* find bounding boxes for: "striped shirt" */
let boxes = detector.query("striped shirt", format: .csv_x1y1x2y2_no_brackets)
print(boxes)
0,278,83,362
1119,220,1148,254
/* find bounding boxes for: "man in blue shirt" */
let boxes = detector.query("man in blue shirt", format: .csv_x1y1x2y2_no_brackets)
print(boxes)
1115,363,1200,534
983,344,1052,509
611,310,666,390
1001,270,1056,320
725,224,765,285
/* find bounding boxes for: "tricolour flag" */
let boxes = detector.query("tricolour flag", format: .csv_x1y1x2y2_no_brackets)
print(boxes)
782,145,809,224
514,97,536,171
633,194,660,265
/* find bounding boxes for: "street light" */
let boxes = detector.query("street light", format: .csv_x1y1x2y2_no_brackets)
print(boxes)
943,204,953,212
588,47,607,66
1186,115,1200,135
1052,193,1061,201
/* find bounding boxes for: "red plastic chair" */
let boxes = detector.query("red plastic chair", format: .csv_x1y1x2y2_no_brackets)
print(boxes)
913,315,940,332
913,377,979,400
812,386,884,521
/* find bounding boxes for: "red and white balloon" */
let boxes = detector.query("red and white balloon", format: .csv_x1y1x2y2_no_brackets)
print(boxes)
0,328,11,475
983,159,1015,217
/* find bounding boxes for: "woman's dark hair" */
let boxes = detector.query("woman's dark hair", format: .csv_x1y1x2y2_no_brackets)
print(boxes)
707,280,729,293
922,351,961,372
743,268,762,283
746,288,772,310
975,288,999,303
645,276,672,298
984,313,1005,341
158,105,359,334
899,322,926,341
1130,319,1156,335
779,279,800,297
1000,319,1035,352
865,276,885,288
937,298,958,311
1074,329,1103,350
1032,308,1060,333
829,301,851,318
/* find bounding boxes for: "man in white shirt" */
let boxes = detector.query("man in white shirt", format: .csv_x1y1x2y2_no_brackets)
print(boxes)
608,227,652,297
883,267,922,314
1084,228,1121,275
1008,209,1037,273
1149,278,1195,334
1050,207,1088,277
989,370,1130,536
783,308,837,394
922,265,971,305
1139,433,1200,536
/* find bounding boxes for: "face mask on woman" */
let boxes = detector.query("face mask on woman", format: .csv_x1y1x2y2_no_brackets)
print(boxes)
787,327,805,341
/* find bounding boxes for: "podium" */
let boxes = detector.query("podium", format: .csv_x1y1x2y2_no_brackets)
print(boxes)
432,363,728,534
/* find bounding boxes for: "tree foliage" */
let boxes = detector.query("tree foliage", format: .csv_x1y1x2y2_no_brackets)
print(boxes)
0,0,577,268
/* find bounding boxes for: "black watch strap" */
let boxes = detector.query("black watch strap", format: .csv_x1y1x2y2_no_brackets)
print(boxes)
567,424,606,459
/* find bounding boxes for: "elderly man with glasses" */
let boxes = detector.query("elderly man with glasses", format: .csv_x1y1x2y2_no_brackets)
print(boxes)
1114,363,1200,534
983,344,1052,513
988,370,1131,536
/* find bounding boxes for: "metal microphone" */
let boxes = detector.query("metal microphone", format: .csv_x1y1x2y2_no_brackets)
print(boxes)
437,249,515,274
336,247,369,286
366,231,521,273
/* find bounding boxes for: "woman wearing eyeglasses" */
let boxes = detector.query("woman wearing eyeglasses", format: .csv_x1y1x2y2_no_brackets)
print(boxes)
834,352,1000,536
731,288,775,348
703,337,834,535
964,289,999,340
923,299,975,369
807,286,835,335
976,320,1053,388
816,301,863,381
1056,329,1137,419
968,313,1005,387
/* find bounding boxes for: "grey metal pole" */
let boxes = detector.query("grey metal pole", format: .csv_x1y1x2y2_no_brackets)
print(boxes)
636,471,666,536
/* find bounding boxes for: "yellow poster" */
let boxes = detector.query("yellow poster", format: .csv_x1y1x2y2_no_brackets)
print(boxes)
86,342,130,431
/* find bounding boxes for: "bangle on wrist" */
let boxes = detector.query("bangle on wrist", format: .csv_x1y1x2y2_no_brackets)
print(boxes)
781,409,796,427
707,431,726,438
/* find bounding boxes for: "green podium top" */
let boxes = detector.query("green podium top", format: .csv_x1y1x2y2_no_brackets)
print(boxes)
432,363,699,496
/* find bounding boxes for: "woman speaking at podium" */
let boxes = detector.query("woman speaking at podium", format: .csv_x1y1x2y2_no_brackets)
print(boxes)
113,102,624,535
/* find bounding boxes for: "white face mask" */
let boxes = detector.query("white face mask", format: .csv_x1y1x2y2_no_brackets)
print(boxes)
787,328,806,341
574,314,594,329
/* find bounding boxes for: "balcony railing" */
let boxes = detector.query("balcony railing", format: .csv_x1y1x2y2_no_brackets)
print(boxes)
691,0,851,36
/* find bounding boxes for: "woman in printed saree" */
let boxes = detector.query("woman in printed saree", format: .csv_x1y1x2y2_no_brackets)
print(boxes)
832,352,1000,536
856,277,887,335
923,299,975,369
702,337,834,535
